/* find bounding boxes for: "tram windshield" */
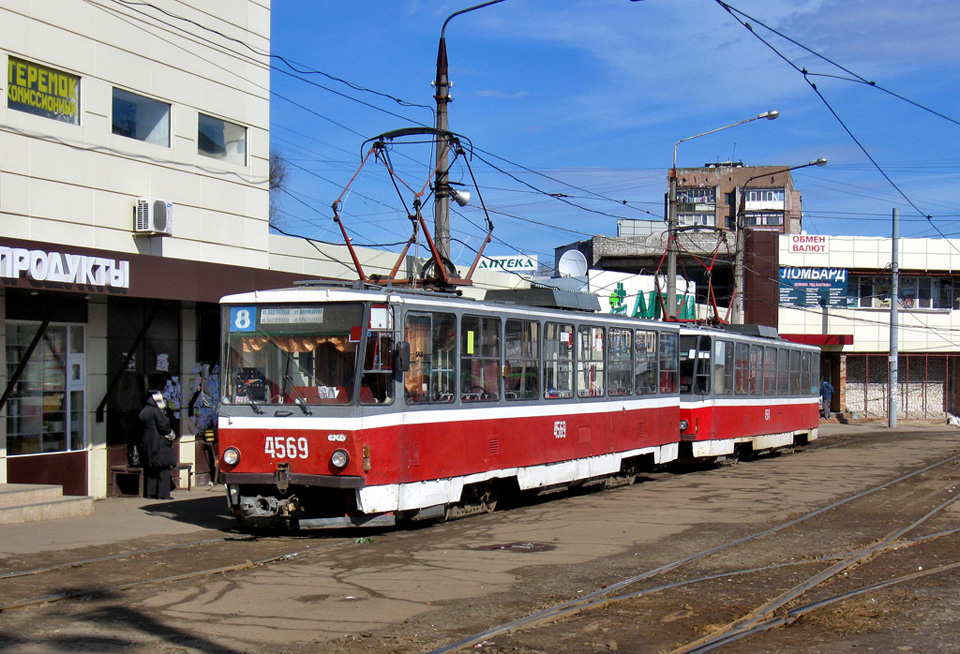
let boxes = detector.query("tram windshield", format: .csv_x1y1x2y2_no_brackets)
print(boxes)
222,302,394,407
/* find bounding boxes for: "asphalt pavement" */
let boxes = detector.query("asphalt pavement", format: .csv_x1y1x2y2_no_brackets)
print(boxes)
0,421,949,560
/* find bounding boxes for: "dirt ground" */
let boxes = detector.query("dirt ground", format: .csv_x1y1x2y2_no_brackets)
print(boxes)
3,425,960,653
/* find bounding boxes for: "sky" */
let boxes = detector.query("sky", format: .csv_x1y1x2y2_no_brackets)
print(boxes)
268,0,960,272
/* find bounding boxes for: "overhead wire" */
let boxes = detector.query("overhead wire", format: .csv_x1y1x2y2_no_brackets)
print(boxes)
714,0,960,250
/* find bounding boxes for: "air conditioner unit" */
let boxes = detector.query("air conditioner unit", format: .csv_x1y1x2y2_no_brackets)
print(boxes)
133,198,173,236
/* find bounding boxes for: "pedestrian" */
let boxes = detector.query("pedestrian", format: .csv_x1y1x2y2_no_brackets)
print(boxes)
139,390,177,499
820,378,834,420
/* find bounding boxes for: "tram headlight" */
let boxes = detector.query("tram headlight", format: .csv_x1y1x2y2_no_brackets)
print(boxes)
679,419,690,433
222,447,241,466
330,449,350,469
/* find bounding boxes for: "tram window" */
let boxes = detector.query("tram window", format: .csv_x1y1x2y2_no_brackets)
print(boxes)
504,319,540,400
714,340,733,395
749,345,762,395
777,348,790,395
635,329,658,395
763,347,777,395
224,303,362,406
404,311,456,404
809,353,819,395
801,350,813,395
608,328,632,396
360,304,395,405
679,334,697,394
544,322,574,399
695,336,711,394
460,315,501,402
577,325,605,398
659,332,679,394
789,349,802,395
734,343,749,395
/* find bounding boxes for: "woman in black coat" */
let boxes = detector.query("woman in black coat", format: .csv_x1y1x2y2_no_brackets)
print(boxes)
139,390,176,499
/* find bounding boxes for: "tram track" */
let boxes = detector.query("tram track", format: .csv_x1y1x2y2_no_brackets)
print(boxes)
428,447,960,653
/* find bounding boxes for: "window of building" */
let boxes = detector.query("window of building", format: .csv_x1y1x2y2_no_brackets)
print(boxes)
746,189,784,203
745,212,783,226
404,311,456,404
677,187,716,205
577,325,605,397
7,56,80,125
112,88,170,146
6,323,85,455
198,113,247,165
848,275,953,309
544,322,574,399
678,213,715,227
460,315,501,402
504,319,539,400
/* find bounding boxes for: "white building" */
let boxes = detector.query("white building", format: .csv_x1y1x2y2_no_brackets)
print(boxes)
777,234,960,420
1,1,522,499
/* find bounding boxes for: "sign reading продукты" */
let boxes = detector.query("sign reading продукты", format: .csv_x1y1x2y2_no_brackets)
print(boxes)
779,267,848,307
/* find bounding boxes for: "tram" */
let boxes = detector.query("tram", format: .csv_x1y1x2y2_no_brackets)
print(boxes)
216,282,819,529
677,325,820,459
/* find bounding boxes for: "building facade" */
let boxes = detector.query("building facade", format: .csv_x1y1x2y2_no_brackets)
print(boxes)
673,163,802,233
778,234,960,421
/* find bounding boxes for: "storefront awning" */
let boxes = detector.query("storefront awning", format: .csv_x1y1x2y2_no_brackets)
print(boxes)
781,333,853,346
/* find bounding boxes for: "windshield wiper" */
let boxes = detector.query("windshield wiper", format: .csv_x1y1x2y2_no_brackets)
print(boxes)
284,375,313,415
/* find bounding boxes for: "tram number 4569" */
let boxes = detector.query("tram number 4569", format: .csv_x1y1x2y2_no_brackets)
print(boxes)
264,436,309,459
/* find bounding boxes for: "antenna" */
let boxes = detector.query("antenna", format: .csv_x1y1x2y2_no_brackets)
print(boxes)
557,250,588,277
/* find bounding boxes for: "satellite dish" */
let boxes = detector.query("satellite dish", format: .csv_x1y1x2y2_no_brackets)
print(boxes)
558,250,588,277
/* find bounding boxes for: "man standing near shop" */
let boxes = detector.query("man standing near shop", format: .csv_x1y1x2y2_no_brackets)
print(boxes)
820,377,834,420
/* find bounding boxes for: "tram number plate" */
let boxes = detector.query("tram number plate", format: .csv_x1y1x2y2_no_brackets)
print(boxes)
554,420,567,439
264,436,309,459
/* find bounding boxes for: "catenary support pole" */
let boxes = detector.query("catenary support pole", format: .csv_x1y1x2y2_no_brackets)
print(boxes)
889,208,899,428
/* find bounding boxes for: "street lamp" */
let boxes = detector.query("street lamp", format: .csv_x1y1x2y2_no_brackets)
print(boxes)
666,110,779,318
434,0,506,264
732,157,827,323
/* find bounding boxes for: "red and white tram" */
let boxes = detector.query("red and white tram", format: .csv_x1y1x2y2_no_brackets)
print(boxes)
218,283,683,528
677,325,820,459
216,283,819,529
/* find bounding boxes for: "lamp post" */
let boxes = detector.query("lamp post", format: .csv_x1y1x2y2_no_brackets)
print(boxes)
733,157,827,323
434,0,506,264
666,110,779,318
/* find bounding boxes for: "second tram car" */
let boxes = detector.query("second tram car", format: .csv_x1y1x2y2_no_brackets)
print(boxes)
216,283,820,529
677,325,820,459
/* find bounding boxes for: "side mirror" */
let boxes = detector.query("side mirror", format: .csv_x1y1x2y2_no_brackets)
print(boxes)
394,341,411,373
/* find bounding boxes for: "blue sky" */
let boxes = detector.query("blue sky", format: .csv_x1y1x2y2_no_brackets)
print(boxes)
269,0,960,270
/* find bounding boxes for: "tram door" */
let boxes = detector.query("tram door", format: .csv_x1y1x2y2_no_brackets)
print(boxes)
679,334,713,440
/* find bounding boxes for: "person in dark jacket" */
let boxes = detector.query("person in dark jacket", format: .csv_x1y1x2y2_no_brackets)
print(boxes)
139,390,176,499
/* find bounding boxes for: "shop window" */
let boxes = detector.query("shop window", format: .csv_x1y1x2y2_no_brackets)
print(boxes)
6,323,85,455
198,113,247,165
112,88,170,146
7,56,80,125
